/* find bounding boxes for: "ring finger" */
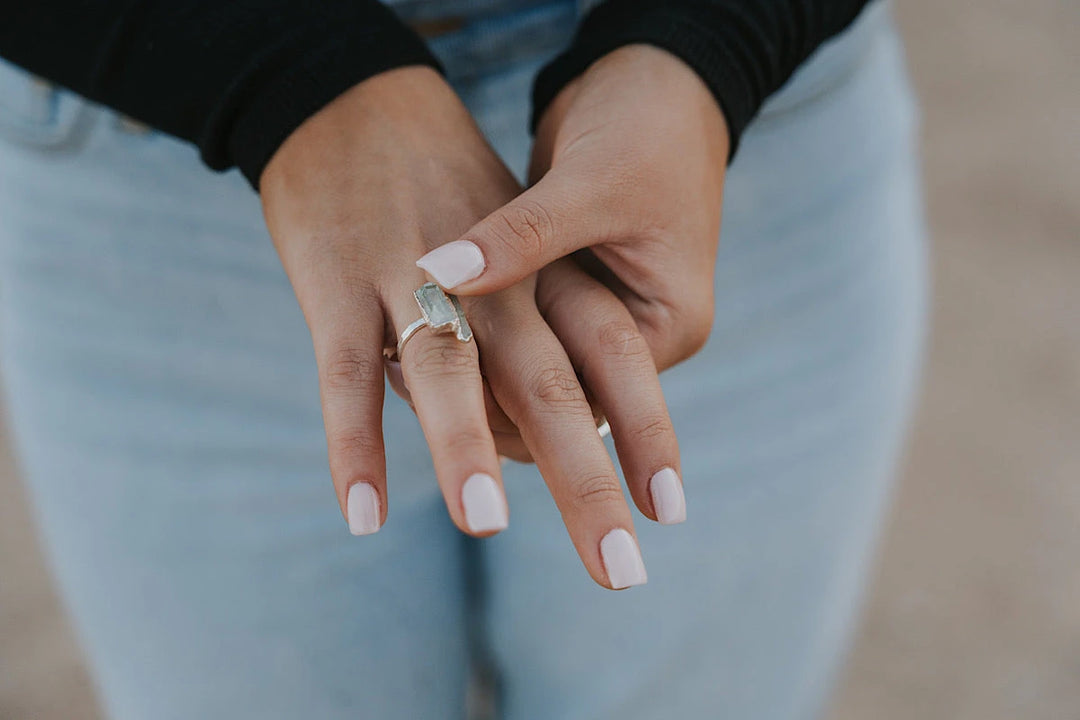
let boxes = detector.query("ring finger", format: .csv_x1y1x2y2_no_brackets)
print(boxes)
388,281,508,536
538,260,685,525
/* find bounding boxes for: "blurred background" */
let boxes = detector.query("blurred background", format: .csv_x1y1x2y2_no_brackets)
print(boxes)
1,0,1077,717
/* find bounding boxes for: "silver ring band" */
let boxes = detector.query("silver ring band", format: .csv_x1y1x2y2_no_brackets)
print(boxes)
394,318,428,359
597,417,611,438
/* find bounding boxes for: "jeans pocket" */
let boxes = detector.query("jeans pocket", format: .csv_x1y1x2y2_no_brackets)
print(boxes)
0,59,91,151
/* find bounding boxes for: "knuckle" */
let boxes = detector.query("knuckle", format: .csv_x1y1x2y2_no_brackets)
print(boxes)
406,340,477,380
571,472,625,508
493,200,554,262
341,274,381,309
627,413,673,444
527,365,584,410
444,425,492,453
322,347,380,393
327,427,382,463
646,297,714,364
594,319,652,363
298,237,381,298
680,305,714,356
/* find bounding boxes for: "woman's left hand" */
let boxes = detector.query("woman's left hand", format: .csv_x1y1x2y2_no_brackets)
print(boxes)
416,44,730,373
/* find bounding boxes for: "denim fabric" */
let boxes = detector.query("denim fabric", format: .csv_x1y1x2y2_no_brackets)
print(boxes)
0,2,925,718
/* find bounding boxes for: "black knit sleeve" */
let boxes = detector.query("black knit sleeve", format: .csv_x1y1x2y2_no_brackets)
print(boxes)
0,1,440,188
532,0,873,159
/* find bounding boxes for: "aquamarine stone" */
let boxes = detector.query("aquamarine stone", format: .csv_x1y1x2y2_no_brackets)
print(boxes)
416,283,457,329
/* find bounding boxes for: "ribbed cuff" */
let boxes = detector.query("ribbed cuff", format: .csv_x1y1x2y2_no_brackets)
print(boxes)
533,0,873,162
215,14,440,188
532,2,753,161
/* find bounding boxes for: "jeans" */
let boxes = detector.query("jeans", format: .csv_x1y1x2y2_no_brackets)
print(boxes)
0,1,925,718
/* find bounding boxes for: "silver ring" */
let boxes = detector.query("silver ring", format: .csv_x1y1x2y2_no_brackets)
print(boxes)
597,417,611,438
385,282,473,362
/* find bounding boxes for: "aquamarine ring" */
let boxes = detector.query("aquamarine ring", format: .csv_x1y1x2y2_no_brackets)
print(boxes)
385,282,473,362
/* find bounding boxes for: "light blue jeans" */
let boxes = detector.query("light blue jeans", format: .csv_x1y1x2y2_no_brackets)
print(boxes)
0,1,925,718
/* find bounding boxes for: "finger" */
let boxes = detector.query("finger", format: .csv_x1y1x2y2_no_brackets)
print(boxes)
307,286,389,536
415,168,605,295
385,359,519,436
493,431,533,464
390,290,508,537
482,378,518,436
539,261,685,525
476,306,648,589
388,355,528,462
384,359,413,408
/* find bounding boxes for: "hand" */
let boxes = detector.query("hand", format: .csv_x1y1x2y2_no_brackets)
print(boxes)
391,255,686,528
262,67,668,588
416,45,729,372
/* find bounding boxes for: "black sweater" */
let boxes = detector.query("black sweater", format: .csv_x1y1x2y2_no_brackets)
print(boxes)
0,0,871,189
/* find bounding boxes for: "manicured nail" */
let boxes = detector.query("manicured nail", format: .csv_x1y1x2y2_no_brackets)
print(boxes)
600,528,648,589
347,483,381,536
650,467,686,525
462,473,508,533
416,240,485,289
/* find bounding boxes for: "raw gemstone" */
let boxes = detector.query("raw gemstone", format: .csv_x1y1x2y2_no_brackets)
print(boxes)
451,295,473,342
416,282,457,330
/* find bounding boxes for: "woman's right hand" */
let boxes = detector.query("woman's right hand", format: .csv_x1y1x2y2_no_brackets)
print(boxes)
260,67,677,589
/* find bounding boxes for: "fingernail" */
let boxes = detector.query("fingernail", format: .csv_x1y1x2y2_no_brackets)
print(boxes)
650,467,686,525
462,473,508,533
347,483,381,536
600,528,648,589
416,241,485,289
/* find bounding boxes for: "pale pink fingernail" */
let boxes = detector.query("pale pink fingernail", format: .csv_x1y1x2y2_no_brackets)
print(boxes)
650,467,686,525
347,483,382,535
462,473,508,533
416,240,485,289
600,528,648,589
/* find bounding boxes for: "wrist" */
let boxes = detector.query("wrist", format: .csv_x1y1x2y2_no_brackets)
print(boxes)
533,44,729,167
530,2,741,158
260,66,471,197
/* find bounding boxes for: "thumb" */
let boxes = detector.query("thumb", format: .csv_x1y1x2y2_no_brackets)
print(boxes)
416,170,601,295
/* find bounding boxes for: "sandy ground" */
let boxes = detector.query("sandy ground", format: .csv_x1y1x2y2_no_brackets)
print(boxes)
0,0,1077,718
828,1,1080,718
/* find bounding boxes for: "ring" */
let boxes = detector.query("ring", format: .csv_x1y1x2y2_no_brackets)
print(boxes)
384,282,473,362
597,416,611,439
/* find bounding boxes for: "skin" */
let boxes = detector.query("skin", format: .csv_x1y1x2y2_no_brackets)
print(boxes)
446,44,730,374
260,66,681,589
419,45,730,520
